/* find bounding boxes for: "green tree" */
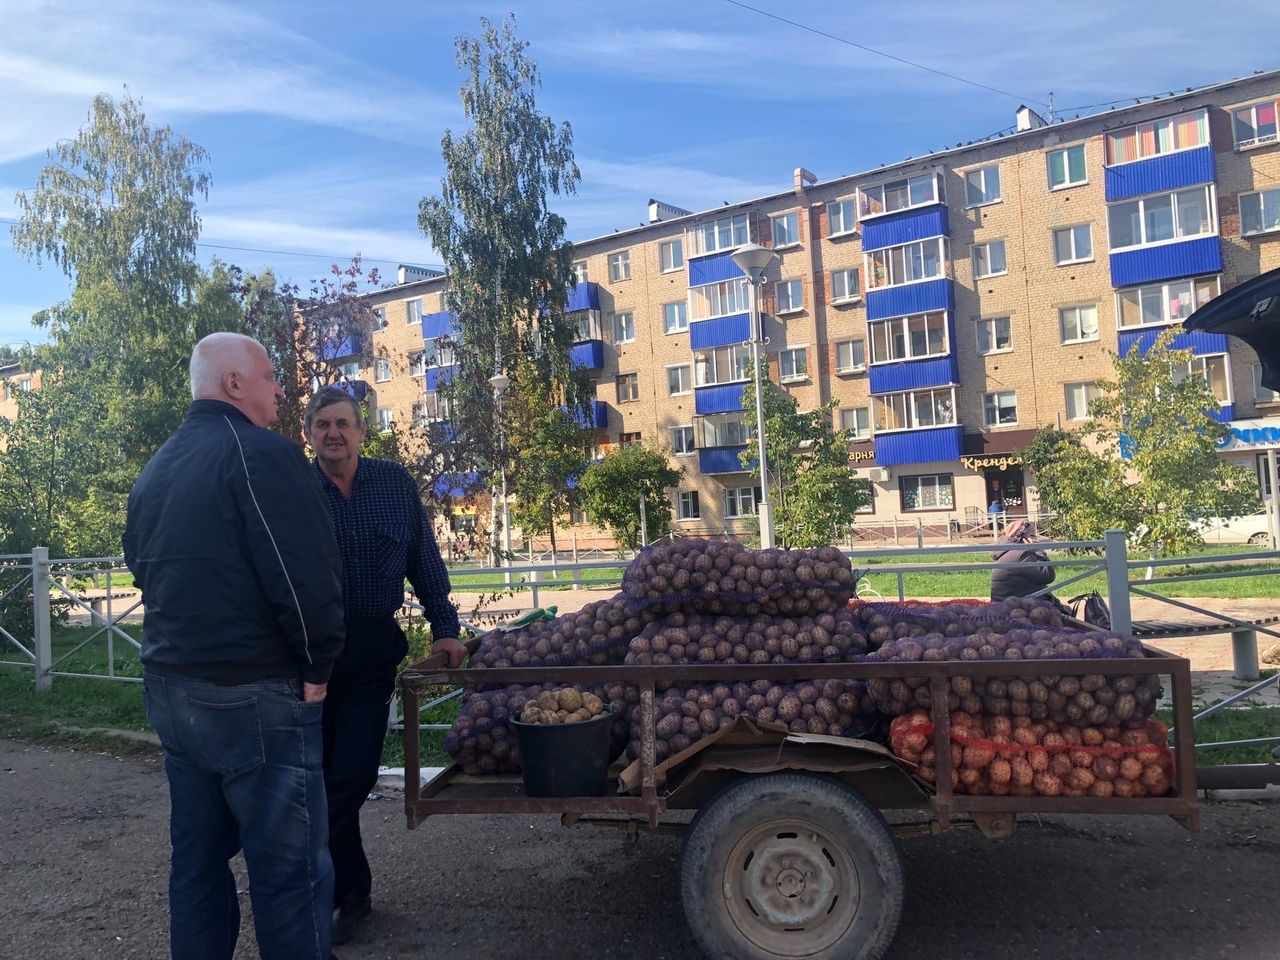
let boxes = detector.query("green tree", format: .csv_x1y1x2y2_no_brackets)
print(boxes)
740,360,869,548
1026,330,1259,556
580,444,681,553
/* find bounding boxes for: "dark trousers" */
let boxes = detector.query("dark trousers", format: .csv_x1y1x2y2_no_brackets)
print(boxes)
143,673,333,960
322,617,405,907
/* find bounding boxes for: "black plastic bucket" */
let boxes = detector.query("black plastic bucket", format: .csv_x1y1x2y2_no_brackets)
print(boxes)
512,709,614,797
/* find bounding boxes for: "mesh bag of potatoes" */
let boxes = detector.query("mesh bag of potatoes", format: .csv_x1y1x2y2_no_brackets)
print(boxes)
888,710,1175,798
864,628,1163,727
625,678,880,764
854,597,1067,649
622,608,869,667
620,538,857,617
470,595,658,669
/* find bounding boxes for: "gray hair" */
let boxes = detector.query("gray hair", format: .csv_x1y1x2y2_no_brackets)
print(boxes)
189,332,267,400
304,386,365,432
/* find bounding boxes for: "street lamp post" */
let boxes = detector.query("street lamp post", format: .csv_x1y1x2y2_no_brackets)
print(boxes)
489,372,513,579
730,243,780,549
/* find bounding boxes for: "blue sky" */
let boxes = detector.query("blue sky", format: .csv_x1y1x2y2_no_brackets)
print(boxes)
2,0,1277,346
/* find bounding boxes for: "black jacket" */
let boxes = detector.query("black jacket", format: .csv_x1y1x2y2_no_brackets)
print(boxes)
989,546,1055,601
124,400,345,685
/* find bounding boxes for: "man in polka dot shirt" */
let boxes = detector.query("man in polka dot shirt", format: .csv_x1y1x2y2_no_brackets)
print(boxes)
304,386,465,945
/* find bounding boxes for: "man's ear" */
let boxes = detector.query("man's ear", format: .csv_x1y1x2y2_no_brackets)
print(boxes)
222,369,241,397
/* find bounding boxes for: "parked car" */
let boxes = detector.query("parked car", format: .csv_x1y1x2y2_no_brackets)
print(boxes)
1195,510,1273,545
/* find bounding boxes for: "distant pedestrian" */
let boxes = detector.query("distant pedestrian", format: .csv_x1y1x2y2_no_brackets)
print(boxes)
124,332,345,960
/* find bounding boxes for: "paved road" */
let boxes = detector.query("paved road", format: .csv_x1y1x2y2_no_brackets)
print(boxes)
4,737,1278,960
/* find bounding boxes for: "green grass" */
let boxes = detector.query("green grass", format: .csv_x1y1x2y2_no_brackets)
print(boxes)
447,566,625,593
1157,705,1280,765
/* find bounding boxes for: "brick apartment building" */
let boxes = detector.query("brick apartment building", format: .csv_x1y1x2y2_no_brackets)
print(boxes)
0,363,40,423
343,70,1280,548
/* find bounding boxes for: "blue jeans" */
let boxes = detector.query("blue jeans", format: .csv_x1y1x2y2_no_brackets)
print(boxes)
143,673,333,960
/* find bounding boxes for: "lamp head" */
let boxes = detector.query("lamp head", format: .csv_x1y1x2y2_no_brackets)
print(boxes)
730,243,779,281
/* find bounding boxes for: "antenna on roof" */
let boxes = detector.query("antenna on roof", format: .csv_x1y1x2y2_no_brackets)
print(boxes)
1047,92,1055,124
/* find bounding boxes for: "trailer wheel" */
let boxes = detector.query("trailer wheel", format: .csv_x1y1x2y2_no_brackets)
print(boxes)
679,773,903,960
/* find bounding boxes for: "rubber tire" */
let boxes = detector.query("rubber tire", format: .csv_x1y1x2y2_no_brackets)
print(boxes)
679,772,904,960
1248,532,1269,546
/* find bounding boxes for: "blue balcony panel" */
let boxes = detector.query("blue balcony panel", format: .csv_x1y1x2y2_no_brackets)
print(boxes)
433,471,482,499
423,310,459,339
1118,328,1230,358
694,382,747,416
1109,236,1222,288
570,339,605,370
690,313,751,350
319,330,364,363
866,278,953,322
566,281,601,313
868,355,958,395
699,445,750,475
425,365,457,391
1104,146,1215,202
688,251,745,288
570,399,609,429
333,379,369,402
874,426,964,468
1208,404,1235,424
861,205,949,253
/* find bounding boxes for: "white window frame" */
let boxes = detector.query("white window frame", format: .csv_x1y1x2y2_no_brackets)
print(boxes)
779,346,808,383
691,213,751,257
971,239,1007,279
671,425,696,456
834,339,866,374
771,211,800,248
573,310,603,342
1053,224,1094,265
859,172,943,220
1173,353,1232,405
409,350,426,378
667,363,692,396
775,278,804,315
376,407,394,431
873,386,957,433
827,199,857,237
411,400,428,427
868,310,950,364
690,277,751,321
724,487,757,518
374,357,392,382
372,306,387,331
662,301,689,334
1065,381,1102,421
659,238,684,273
1047,143,1087,190
975,316,1012,355
1252,364,1280,403
694,344,752,387
611,311,635,345
608,251,631,282
1233,100,1279,150
1107,185,1217,252
1240,187,1280,238
677,490,701,521
901,474,955,512
406,298,423,325
699,413,753,448
1059,304,1100,344
830,267,860,303
571,261,589,284
1105,108,1210,166
965,165,1002,207
1115,276,1220,330
616,373,639,403
982,390,1019,428
839,406,871,440
865,237,949,291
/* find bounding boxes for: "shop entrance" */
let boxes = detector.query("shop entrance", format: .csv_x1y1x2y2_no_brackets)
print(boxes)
984,466,1026,518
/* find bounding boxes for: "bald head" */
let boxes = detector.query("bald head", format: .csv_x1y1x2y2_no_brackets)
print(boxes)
190,332,284,427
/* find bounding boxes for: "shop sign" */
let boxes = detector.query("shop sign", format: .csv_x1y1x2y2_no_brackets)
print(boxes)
848,448,876,464
1219,420,1280,451
960,454,1024,471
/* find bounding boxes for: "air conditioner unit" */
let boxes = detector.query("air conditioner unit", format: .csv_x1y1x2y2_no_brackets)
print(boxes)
866,467,891,483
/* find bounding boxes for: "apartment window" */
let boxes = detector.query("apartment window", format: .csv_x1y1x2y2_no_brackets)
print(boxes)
611,312,635,344
1233,100,1279,149
965,165,1001,207
1047,144,1087,190
839,406,871,440
690,277,751,321
700,414,752,447
1108,185,1214,250
1065,381,1102,420
422,336,455,368
659,238,684,272
411,400,428,427
972,240,1007,278
1173,354,1231,403
1116,276,1219,328
976,316,1011,355
869,311,948,363
830,267,860,303
1241,188,1280,237
608,251,631,282
866,237,948,290
663,301,689,334
983,390,1019,427
571,261,589,284
616,373,639,403
835,339,866,373
1105,109,1209,165
338,361,360,380
779,347,808,382
667,363,692,396
573,311,602,342
671,425,696,455
1059,305,1099,343
771,211,799,247
677,490,701,521
874,386,956,432
725,487,757,518
409,351,426,378
619,431,642,446
1053,224,1093,264
860,172,942,218
776,279,804,314
374,357,391,382
695,344,752,386
854,478,875,514
696,213,750,256
372,306,387,331
1253,364,1280,403
406,299,423,324
376,407,394,431
827,199,856,236
901,474,955,511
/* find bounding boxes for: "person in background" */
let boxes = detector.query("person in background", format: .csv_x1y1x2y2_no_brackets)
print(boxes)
990,519,1056,602
987,497,1006,533
124,332,345,960
303,386,465,945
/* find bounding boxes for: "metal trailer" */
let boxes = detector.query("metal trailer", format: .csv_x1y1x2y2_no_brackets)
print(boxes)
398,644,1198,960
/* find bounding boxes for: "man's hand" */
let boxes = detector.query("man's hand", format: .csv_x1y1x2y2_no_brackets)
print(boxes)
302,681,328,703
434,636,466,669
